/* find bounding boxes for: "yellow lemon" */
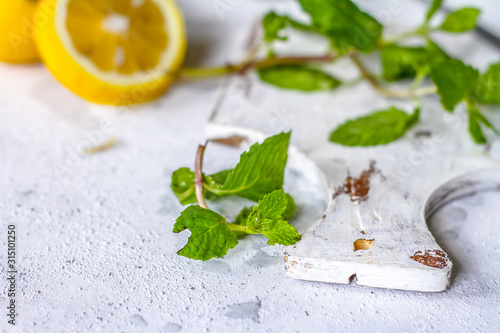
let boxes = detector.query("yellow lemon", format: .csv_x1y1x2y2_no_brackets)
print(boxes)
35,0,186,105
0,0,40,64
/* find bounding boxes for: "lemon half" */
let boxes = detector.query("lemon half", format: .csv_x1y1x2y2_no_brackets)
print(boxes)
0,0,40,64
36,0,186,105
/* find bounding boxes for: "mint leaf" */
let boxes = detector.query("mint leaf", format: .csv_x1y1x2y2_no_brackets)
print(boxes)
440,8,480,33
329,107,420,146
380,45,430,81
233,193,295,226
258,65,341,91
231,206,254,239
287,18,323,34
430,59,479,111
469,117,486,144
233,206,253,226
298,0,382,52
426,39,450,60
380,40,449,82
468,109,486,144
473,62,500,105
262,12,288,43
247,190,300,246
426,0,443,22
467,101,499,144
171,168,197,205
220,132,290,202
250,189,287,220
172,133,291,204
173,205,238,261
262,12,323,38
258,219,301,246
204,169,232,197
171,168,232,205
283,193,297,221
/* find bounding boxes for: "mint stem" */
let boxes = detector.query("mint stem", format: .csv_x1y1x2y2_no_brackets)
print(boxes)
382,25,430,45
179,54,337,80
349,53,436,98
227,222,259,234
195,143,209,209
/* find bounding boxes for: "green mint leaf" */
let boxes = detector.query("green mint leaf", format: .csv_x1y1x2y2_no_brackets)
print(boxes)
173,205,238,261
422,39,450,73
440,8,480,33
298,0,382,52
231,192,295,238
258,65,341,91
250,189,287,220
468,113,486,144
381,40,449,82
258,219,301,246
407,107,421,128
171,168,232,205
426,39,450,59
171,167,197,205
221,132,291,202
426,0,443,22
283,193,297,221
262,12,288,43
473,62,500,105
247,190,301,246
287,18,323,34
263,13,323,37
329,107,420,146
204,169,232,195
380,45,430,81
430,58,479,111
467,101,499,144
231,206,254,239
233,206,253,226
233,194,295,226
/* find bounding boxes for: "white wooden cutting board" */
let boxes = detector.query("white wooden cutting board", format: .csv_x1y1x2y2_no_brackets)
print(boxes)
205,73,500,292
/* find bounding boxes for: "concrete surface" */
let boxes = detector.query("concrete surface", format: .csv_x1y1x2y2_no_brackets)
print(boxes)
1,0,499,332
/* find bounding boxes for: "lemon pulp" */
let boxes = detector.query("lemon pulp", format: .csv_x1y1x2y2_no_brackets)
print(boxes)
36,0,186,104
66,0,169,76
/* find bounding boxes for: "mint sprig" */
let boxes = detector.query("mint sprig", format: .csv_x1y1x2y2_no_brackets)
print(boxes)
180,0,497,145
171,133,300,261
255,0,498,146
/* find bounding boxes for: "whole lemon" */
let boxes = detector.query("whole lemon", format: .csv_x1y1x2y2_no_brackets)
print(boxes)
0,0,40,63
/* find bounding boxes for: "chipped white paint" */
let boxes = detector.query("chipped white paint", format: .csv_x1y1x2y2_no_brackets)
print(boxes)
207,71,500,292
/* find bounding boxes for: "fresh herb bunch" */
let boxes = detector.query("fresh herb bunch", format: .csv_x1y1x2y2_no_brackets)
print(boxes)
171,132,300,261
258,0,499,145
183,0,499,145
